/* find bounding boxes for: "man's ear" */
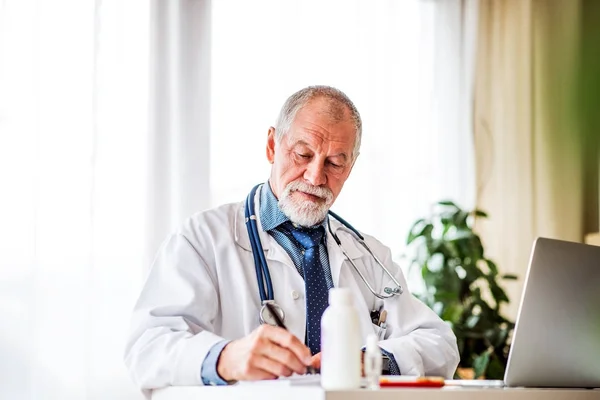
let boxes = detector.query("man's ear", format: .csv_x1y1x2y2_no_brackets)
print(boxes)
266,127,276,164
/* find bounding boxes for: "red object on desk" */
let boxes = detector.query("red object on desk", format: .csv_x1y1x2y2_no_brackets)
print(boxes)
379,376,445,388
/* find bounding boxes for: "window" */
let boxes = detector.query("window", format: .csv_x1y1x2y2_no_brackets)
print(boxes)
210,0,475,261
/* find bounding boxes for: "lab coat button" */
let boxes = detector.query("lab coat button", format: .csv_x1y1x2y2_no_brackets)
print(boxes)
291,290,300,300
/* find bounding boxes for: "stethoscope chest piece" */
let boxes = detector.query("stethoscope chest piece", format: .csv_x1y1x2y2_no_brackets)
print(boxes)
259,300,285,326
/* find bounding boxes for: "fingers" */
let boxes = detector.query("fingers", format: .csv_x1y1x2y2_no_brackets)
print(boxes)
259,325,312,366
252,353,294,378
310,352,321,369
259,339,308,375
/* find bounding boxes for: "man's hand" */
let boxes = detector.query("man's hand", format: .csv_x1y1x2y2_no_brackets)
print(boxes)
217,325,313,382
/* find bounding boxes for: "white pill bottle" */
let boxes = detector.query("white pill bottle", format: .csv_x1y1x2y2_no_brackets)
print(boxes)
320,287,362,389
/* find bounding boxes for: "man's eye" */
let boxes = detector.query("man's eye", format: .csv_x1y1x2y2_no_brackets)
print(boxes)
328,161,343,168
297,153,310,158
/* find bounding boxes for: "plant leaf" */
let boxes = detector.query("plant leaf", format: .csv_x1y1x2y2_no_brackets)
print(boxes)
427,253,444,273
471,235,484,259
493,327,509,348
473,352,490,379
484,259,498,275
441,302,464,323
406,218,426,244
490,284,510,304
437,200,459,209
486,355,505,380
474,210,488,218
416,242,430,265
445,228,473,241
465,314,480,329
452,210,470,228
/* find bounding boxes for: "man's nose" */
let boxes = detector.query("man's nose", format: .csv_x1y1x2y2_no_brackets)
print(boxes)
303,160,327,187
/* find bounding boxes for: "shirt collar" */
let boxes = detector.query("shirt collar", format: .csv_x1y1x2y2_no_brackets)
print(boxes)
259,181,328,232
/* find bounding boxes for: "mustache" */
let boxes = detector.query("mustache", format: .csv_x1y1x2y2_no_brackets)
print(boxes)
284,180,333,202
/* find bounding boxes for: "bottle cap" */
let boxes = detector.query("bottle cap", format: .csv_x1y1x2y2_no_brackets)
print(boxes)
329,287,352,306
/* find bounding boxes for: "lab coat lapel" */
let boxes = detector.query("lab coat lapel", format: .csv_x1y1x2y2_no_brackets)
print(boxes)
232,189,295,268
233,202,253,251
233,186,270,251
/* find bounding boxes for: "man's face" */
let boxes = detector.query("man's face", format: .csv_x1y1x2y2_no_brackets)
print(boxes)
266,97,357,227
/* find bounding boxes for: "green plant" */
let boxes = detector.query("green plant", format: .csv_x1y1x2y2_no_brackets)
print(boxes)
405,200,517,379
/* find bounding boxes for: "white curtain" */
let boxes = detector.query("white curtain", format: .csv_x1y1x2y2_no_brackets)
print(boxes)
0,1,149,399
0,0,475,398
144,0,212,271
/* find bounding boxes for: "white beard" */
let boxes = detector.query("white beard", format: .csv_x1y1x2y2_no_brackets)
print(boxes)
278,180,334,227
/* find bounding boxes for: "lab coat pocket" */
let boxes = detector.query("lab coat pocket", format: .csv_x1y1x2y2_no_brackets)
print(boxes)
372,323,387,341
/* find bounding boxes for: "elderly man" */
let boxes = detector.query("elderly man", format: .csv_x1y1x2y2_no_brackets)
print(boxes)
124,85,459,389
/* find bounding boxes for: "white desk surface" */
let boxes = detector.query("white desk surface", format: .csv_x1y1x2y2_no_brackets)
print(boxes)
152,385,600,400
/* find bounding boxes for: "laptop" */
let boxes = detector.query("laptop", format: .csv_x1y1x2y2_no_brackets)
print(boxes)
449,237,600,389
503,237,600,388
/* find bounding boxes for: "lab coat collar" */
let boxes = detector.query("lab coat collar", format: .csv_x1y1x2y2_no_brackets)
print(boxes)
234,191,365,284
233,195,296,268
234,191,267,252
234,191,363,258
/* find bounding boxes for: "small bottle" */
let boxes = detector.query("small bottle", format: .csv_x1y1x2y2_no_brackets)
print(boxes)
320,288,361,390
364,334,382,389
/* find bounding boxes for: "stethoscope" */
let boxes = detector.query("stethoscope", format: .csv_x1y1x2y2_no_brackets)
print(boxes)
245,183,403,326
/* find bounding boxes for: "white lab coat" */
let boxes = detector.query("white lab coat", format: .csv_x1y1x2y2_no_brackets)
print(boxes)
124,192,459,390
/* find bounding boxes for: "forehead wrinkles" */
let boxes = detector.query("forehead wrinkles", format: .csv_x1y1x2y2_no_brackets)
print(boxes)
301,125,354,153
290,125,353,158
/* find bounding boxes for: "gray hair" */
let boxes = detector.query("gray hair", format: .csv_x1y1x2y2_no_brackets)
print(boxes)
274,85,362,160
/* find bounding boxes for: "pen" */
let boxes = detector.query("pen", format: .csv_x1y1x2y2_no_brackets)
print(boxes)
377,310,388,340
377,309,387,326
264,302,319,375
264,301,287,329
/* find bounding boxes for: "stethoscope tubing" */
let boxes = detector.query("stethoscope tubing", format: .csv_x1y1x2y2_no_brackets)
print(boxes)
245,184,274,301
326,219,403,299
327,209,364,240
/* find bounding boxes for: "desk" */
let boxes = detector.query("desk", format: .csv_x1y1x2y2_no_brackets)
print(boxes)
152,386,600,400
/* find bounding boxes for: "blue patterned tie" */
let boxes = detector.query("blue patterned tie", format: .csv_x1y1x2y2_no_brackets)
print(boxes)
287,223,328,355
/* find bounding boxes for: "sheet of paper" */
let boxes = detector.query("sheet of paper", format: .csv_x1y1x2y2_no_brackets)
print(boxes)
444,379,505,388
237,374,322,386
